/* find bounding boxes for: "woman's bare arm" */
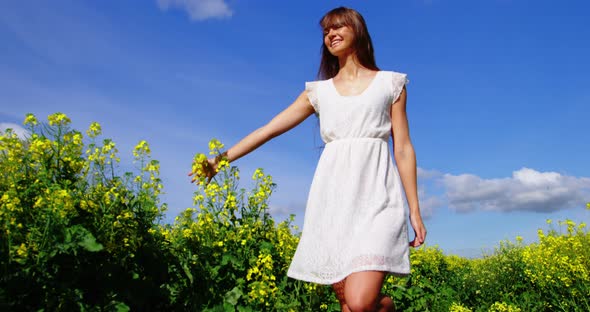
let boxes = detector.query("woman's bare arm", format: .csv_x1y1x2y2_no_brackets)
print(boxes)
191,90,315,181
223,90,315,163
390,87,427,247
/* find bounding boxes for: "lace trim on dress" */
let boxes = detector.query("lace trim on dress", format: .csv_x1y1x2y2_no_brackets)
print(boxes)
391,72,409,105
307,254,406,282
305,81,320,114
349,254,393,267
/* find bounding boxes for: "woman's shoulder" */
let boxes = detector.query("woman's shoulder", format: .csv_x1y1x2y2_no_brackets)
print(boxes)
304,78,330,93
379,70,409,86
378,70,409,102
304,79,328,113
379,70,408,78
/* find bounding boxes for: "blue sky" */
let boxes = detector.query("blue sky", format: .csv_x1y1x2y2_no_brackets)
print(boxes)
1,0,589,257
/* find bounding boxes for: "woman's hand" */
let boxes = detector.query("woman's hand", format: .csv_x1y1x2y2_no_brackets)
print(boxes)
188,155,218,184
409,212,426,248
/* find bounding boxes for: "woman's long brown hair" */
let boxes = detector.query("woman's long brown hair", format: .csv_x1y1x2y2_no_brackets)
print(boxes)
318,7,379,80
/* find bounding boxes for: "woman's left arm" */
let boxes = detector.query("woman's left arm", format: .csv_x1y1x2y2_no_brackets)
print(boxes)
390,86,427,247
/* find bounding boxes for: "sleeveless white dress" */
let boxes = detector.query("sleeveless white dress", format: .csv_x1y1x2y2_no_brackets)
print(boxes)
286,71,411,285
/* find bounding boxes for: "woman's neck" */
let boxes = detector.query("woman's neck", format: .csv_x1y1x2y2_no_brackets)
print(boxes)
337,54,371,80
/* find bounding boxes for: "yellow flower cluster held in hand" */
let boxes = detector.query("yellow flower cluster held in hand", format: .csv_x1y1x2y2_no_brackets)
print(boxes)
189,138,229,184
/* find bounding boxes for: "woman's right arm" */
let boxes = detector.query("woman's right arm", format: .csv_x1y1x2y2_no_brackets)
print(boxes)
194,90,315,181
223,90,315,163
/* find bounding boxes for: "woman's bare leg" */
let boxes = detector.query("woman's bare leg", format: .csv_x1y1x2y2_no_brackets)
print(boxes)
343,271,394,312
376,293,395,312
332,278,351,312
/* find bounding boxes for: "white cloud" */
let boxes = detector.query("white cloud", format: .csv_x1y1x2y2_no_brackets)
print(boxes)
443,167,590,213
418,167,442,180
268,204,293,216
0,122,29,139
418,188,443,218
157,0,232,21
416,167,445,218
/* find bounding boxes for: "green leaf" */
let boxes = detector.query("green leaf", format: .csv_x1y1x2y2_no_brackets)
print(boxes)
329,302,341,311
259,241,274,252
78,232,104,252
182,263,193,284
221,254,242,269
223,302,235,312
224,286,242,306
114,302,130,312
221,254,232,266
66,225,103,252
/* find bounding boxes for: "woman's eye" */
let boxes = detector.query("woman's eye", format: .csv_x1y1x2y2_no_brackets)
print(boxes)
323,24,343,36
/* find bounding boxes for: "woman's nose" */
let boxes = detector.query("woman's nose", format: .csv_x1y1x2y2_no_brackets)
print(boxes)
326,28,336,38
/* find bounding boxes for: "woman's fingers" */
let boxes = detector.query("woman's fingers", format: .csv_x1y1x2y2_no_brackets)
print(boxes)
409,215,426,248
409,234,424,247
189,159,208,183
188,157,219,185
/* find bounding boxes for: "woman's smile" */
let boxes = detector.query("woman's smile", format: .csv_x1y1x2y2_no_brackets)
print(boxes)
324,25,355,55
331,39,342,48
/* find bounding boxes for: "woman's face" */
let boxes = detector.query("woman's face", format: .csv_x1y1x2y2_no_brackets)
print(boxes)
323,22,355,57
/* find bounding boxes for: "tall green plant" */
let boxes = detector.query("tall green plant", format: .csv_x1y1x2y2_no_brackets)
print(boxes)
161,140,337,311
0,113,169,310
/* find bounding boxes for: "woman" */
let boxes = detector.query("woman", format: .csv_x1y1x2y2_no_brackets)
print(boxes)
193,7,426,312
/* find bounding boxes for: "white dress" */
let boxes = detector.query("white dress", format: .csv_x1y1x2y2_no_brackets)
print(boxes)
286,71,411,285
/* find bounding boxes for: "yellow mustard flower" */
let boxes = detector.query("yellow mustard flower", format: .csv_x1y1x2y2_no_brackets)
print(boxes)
48,112,71,126
133,140,150,157
86,122,101,138
24,113,38,126
208,138,224,155
449,302,472,312
16,243,27,258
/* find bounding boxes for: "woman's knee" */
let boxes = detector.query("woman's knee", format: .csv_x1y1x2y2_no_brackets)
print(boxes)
345,295,377,312
345,294,395,312
343,271,386,311
377,294,395,312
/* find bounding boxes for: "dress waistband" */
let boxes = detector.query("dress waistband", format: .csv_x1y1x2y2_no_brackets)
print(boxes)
325,137,388,144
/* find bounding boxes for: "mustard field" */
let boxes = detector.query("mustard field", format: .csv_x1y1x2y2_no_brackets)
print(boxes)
1,114,588,311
